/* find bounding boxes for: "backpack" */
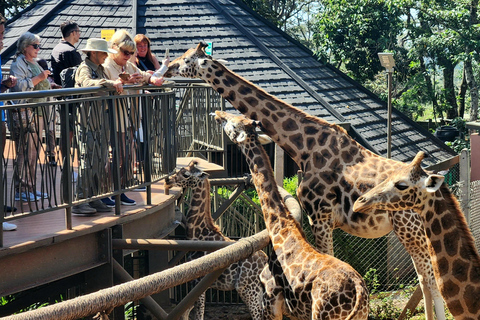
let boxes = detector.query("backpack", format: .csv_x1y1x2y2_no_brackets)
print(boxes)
60,66,78,88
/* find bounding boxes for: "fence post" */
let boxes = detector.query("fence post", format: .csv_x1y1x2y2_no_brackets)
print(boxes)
459,148,471,223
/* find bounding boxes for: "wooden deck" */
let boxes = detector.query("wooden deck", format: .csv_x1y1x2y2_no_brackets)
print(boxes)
0,156,225,298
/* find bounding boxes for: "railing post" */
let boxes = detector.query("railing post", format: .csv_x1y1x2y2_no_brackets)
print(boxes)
60,100,73,229
143,94,152,205
108,96,121,215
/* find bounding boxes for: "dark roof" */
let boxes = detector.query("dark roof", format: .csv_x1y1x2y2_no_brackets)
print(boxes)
1,0,457,167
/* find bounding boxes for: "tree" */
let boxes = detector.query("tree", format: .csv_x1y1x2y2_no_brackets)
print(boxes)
312,0,405,82
1,0,34,19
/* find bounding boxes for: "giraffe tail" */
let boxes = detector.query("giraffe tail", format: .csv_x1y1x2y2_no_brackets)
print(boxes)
345,277,369,320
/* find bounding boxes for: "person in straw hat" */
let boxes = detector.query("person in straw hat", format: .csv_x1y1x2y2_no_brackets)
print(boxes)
71,38,125,214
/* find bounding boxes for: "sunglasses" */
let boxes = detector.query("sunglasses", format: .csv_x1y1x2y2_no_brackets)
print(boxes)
121,49,135,56
31,44,41,49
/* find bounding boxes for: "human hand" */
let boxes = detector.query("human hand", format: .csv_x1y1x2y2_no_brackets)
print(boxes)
9,76,17,88
113,79,124,93
41,70,51,80
129,73,143,84
149,76,164,86
162,57,170,66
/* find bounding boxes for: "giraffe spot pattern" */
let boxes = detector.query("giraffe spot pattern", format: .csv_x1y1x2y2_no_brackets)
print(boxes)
443,231,460,257
452,259,469,282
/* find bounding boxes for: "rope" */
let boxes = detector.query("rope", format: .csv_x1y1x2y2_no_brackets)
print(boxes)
2,230,269,320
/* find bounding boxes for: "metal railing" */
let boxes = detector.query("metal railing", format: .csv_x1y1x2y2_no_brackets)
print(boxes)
174,80,226,165
0,84,176,244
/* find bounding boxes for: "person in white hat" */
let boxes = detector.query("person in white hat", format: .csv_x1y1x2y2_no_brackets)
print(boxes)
71,38,125,214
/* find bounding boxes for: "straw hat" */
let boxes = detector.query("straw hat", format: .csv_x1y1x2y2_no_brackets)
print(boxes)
81,38,117,54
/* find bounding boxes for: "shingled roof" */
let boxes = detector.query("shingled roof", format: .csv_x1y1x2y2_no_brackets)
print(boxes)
1,0,457,167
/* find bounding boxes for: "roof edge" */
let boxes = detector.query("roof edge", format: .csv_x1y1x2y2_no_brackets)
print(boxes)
1,0,70,60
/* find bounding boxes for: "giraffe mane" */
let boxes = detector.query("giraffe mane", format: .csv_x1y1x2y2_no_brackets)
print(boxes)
209,59,351,137
440,184,480,269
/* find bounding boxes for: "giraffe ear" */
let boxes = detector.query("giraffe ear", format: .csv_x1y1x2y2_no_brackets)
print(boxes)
216,59,228,65
258,134,273,145
236,131,248,143
424,174,444,193
198,58,208,68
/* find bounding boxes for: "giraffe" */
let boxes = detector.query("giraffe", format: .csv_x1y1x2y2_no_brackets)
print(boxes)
214,110,369,320
353,151,480,319
164,160,268,320
164,42,446,320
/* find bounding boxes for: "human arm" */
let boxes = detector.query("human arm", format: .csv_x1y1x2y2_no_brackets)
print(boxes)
76,63,124,93
10,56,50,92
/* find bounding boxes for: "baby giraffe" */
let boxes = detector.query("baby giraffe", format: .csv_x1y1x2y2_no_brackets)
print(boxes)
353,151,480,320
165,160,268,320
215,111,369,320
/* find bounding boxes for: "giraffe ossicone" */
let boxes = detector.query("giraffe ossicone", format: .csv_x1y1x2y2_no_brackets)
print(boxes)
354,151,480,319
165,160,269,320
215,110,369,320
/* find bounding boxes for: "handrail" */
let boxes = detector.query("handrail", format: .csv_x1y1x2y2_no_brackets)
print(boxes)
0,85,177,246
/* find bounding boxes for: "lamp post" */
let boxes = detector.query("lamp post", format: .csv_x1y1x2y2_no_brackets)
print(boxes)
378,52,395,159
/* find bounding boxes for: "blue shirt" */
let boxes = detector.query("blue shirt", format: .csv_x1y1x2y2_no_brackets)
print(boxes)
0,55,4,122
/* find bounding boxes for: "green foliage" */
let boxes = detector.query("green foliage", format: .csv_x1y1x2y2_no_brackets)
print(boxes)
282,175,298,198
364,268,381,294
313,0,404,82
369,297,403,320
1,0,34,18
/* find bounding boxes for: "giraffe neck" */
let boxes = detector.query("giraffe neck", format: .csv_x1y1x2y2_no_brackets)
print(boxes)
240,138,307,256
186,179,222,239
200,61,364,168
421,185,480,318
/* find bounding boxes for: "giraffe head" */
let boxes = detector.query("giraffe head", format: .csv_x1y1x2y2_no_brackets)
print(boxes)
165,160,209,190
353,151,444,213
214,111,271,145
164,42,223,78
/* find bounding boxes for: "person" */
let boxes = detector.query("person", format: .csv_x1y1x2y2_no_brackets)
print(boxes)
103,29,165,206
71,38,123,214
133,34,160,72
50,21,82,86
9,32,50,203
0,13,18,231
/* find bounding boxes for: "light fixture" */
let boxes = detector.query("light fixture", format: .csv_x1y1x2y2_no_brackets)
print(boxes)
378,52,395,73
378,52,395,158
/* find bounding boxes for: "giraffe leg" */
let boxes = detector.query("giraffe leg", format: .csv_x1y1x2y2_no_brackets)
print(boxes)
391,211,446,320
260,264,284,320
236,281,264,320
192,292,206,320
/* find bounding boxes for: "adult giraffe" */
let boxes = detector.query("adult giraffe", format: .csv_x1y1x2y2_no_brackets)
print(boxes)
164,42,445,320
354,151,480,319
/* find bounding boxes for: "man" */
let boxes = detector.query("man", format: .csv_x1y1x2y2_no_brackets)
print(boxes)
0,13,18,231
72,38,123,214
51,21,82,86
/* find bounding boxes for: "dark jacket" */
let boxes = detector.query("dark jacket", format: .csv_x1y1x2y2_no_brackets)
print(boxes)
51,40,82,85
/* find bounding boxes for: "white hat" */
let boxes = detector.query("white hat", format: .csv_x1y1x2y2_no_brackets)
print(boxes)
82,38,117,54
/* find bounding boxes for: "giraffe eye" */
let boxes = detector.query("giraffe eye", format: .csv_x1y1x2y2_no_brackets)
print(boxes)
395,182,409,191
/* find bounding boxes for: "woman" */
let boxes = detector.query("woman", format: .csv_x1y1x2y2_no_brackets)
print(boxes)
72,38,123,214
9,32,51,202
103,30,165,206
134,34,160,72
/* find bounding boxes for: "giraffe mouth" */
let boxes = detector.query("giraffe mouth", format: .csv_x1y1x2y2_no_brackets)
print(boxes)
163,63,180,78
353,196,373,213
